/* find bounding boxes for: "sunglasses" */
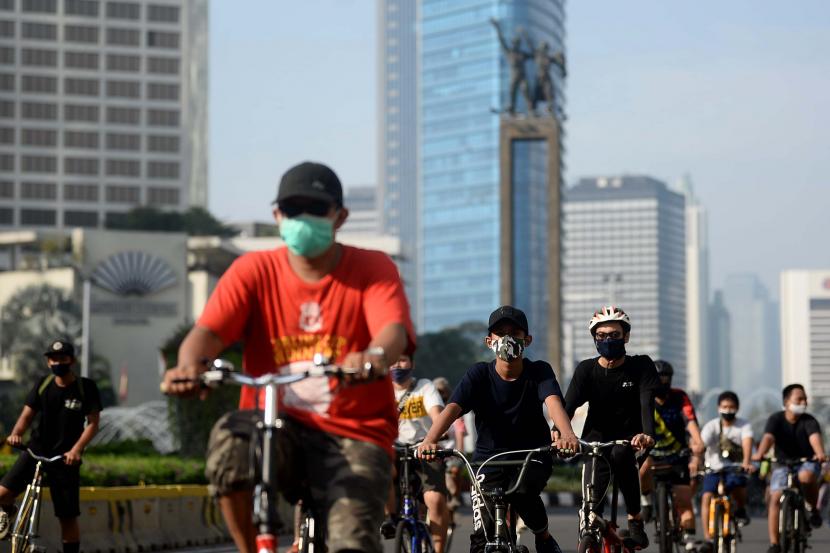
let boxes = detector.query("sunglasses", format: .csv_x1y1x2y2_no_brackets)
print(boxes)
278,200,334,218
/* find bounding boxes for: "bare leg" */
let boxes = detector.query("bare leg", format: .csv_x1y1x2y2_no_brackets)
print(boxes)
768,490,782,545
674,485,695,531
799,471,819,509
701,492,713,540
423,490,448,553
0,485,17,506
58,517,80,543
218,489,256,553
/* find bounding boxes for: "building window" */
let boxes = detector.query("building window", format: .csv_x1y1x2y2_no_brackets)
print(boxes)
147,186,178,205
147,134,178,152
0,20,14,37
105,132,139,150
105,158,139,177
105,184,139,203
147,160,178,179
21,155,57,173
64,209,98,227
64,130,98,149
106,1,139,20
21,128,57,146
106,79,140,98
22,75,57,93
147,56,178,74
64,51,99,69
23,101,57,120
0,73,13,90
22,48,57,67
64,157,98,175
64,25,99,43
0,181,12,198
0,100,12,117
147,82,178,101
106,106,139,124
0,0,12,10
64,0,100,17
0,153,13,170
64,183,98,202
147,30,178,49
106,27,139,46
21,181,57,200
0,46,14,64
0,207,12,225
64,103,98,122
0,126,12,144
106,53,139,72
22,22,57,40
64,77,99,96
147,4,178,23
23,0,57,13
20,208,56,226
147,108,178,127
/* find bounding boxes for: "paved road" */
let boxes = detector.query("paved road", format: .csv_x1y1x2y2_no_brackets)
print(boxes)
164,506,830,553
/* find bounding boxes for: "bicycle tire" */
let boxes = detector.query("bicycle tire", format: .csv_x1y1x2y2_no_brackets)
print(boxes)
655,482,673,553
577,535,601,553
394,520,415,553
445,519,454,553
779,494,795,553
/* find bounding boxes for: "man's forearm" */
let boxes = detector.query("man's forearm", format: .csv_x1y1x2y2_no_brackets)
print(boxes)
742,437,753,465
546,396,576,437
11,410,33,436
809,433,825,458
369,323,408,368
178,325,225,367
72,422,99,453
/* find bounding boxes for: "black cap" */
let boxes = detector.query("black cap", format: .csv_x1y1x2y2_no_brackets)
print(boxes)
275,161,343,207
487,305,529,334
44,340,75,357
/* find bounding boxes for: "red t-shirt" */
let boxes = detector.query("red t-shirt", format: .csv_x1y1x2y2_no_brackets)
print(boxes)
198,245,415,454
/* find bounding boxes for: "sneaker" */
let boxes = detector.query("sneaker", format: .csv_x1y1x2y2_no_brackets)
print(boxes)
379,516,398,540
624,518,649,549
734,506,750,526
808,507,822,529
767,545,781,553
682,531,697,551
535,534,564,553
0,508,9,541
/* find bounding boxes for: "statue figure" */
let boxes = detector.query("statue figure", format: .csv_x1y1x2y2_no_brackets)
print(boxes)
490,17,533,116
525,34,567,118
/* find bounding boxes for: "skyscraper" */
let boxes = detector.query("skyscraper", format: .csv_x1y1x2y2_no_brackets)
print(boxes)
416,0,565,334
0,0,207,230
707,289,732,390
562,176,687,382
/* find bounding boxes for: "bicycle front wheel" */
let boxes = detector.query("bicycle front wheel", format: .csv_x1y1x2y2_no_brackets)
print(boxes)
779,495,796,553
655,482,673,553
577,535,601,553
712,502,729,553
394,520,416,553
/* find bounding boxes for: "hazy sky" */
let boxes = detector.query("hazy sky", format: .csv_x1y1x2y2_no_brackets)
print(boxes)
209,1,830,296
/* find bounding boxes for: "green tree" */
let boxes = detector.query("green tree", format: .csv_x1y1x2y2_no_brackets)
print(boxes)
106,206,239,237
413,321,492,385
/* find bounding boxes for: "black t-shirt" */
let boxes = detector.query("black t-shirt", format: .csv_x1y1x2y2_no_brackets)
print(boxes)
25,374,102,456
763,411,821,461
564,355,659,442
449,358,563,461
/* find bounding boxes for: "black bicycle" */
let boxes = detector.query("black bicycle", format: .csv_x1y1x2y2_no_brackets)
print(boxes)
392,442,436,553
648,451,690,553
164,351,382,553
771,457,815,553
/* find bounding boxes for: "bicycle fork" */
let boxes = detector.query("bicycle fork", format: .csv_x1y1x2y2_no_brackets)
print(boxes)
11,462,44,553
254,382,282,553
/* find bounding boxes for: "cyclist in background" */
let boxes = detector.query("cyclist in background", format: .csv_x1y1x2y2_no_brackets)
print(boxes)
381,355,450,553
564,306,658,550
699,390,754,547
753,384,828,553
163,161,415,553
638,359,704,550
432,377,467,510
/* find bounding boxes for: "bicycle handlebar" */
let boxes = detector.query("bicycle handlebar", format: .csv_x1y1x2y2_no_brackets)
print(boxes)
11,444,64,464
769,457,817,466
700,464,749,476
577,439,631,451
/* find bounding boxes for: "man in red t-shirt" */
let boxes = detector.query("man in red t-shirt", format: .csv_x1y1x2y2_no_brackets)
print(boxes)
164,161,415,553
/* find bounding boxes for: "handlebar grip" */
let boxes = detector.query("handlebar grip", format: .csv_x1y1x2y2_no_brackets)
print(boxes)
159,377,202,395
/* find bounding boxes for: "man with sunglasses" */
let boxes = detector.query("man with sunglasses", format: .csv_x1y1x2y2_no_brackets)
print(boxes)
163,161,415,553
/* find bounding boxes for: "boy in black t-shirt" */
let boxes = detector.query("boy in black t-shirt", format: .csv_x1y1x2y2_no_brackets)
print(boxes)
0,340,102,553
419,306,579,553
753,384,827,553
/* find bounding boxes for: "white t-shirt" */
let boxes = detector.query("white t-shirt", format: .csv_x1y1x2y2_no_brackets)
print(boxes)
395,378,444,444
701,416,753,470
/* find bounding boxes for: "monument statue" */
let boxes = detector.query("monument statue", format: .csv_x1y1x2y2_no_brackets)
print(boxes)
525,33,566,117
490,17,533,116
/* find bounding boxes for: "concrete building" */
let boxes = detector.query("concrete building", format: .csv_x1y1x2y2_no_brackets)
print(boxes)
0,0,208,230
562,176,687,383
780,270,830,404
341,185,379,235
707,289,732,390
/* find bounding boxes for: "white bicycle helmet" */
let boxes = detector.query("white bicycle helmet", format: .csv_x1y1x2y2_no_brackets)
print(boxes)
588,306,631,334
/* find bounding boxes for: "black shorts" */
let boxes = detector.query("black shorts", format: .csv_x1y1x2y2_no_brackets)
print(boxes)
650,457,691,487
0,451,80,519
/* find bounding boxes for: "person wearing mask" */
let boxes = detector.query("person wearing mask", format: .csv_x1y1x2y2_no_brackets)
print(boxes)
419,305,579,553
380,355,450,553
564,306,659,550
753,384,828,553
0,340,102,553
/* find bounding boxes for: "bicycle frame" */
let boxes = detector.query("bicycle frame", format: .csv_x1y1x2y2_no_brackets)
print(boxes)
773,458,813,553
9,449,63,553
395,444,433,553
703,465,746,553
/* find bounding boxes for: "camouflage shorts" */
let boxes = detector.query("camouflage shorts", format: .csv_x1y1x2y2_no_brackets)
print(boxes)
205,410,391,553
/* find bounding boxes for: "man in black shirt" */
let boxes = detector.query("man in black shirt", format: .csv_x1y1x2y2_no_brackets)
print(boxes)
753,384,827,553
564,306,658,549
0,340,102,553
419,306,579,553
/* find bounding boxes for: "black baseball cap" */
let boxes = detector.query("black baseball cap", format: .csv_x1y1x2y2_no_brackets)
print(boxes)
274,161,343,207
488,305,529,334
44,340,75,357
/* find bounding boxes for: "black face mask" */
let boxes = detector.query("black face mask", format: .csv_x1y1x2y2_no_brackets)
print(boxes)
595,338,625,360
655,383,671,399
719,410,737,422
50,363,72,377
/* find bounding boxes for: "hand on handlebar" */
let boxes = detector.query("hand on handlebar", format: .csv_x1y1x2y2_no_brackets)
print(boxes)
552,430,579,457
6,434,23,447
742,462,757,474
631,433,654,451
64,447,82,466
162,360,209,398
417,440,440,461
341,348,387,384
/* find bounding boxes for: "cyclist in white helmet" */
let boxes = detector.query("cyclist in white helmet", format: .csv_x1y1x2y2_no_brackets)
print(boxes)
563,306,659,550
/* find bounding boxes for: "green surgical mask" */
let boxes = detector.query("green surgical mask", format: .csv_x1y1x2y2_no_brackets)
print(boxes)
279,215,335,258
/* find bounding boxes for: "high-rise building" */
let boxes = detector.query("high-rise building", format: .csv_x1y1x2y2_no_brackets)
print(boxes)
707,289,732,390
678,175,709,391
377,0,417,309
562,176,687,382
416,0,565,334
721,273,780,396
780,270,830,404
0,0,208,230
341,185,379,235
